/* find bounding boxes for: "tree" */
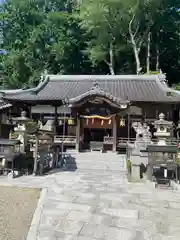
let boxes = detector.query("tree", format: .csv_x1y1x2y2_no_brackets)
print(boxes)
152,0,180,85
0,0,180,87
126,0,162,74
0,0,90,88
0,0,46,88
79,0,130,75
79,0,163,75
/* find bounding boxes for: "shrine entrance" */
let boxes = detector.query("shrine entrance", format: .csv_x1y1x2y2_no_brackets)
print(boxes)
68,85,130,152
80,116,113,151
74,98,123,151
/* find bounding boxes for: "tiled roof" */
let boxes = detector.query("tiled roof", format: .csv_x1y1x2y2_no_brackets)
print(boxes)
2,74,180,103
0,100,11,110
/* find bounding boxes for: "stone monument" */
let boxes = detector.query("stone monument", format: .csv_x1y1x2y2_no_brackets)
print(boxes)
127,121,152,181
131,121,152,154
154,113,172,145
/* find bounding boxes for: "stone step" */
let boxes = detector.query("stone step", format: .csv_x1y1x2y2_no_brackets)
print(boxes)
66,158,124,162
62,152,126,171
65,163,125,170
66,158,125,164
64,163,125,168
64,159,125,163
66,151,125,157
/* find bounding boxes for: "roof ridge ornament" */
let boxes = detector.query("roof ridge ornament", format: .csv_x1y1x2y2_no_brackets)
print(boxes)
158,70,167,82
91,81,100,90
40,69,48,83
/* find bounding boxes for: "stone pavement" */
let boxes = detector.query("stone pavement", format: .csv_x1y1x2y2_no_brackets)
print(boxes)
0,153,180,239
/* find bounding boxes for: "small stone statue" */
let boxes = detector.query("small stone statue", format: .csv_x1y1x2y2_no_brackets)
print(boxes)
40,69,48,82
21,110,27,118
132,121,152,152
142,122,152,140
132,122,151,141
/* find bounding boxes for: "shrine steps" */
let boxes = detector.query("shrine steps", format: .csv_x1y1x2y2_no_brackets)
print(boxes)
62,151,126,171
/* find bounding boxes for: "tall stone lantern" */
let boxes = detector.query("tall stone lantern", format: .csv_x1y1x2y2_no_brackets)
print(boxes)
154,113,172,145
12,111,31,152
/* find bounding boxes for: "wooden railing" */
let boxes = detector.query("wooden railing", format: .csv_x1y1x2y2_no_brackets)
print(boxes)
117,137,179,145
54,135,76,145
103,136,114,144
117,138,136,145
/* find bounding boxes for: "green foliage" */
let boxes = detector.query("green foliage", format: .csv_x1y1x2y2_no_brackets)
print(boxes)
142,71,160,75
0,0,90,88
79,0,130,73
0,0,180,87
126,159,132,173
174,84,180,91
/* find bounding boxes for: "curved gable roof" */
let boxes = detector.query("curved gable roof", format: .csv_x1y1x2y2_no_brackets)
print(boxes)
2,74,180,103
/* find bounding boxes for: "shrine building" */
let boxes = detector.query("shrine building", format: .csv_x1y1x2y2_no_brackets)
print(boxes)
1,74,180,152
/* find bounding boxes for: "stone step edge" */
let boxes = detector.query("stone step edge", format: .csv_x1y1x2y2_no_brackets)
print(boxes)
124,177,156,188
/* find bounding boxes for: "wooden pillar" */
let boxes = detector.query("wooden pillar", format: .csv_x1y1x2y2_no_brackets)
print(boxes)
29,105,32,119
33,134,38,176
127,113,130,142
54,106,58,133
0,113,2,137
52,106,58,168
76,117,80,152
112,115,117,152
147,154,153,181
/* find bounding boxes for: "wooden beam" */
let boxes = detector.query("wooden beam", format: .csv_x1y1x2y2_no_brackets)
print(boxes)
76,117,80,152
112,115,117,152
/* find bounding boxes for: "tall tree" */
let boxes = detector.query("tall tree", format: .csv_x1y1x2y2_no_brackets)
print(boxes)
152,0,180,85
79,0,130,75
0,0,180,87
79,0,162,75
126,0,162,74
0,0,90,88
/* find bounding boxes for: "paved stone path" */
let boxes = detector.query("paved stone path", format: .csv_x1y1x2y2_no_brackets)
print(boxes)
1,153,180,239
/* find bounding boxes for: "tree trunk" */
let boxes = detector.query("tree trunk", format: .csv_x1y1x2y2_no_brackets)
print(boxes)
108,43,115,75
146,31,151,73
132,38,141,75
129,21,141,75
156,44,159,71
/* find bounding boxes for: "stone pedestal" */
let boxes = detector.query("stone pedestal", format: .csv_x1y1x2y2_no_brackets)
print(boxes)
147,163,153,181
131,164,140,180
76,118,80,152
112,115,117,152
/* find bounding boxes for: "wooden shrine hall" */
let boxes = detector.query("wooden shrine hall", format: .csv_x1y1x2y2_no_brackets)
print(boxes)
2,74,180,152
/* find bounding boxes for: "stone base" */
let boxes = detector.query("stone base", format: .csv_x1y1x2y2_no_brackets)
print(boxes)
8,170,20,180
131,164,140,180
169,180,180,190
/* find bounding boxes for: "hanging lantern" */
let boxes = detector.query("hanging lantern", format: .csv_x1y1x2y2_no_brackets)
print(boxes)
92,118,94,124
68,118,74,125
86,118,89,125
108,119,111,125
101,120,104,126
119,117,125,127
59,120,63,125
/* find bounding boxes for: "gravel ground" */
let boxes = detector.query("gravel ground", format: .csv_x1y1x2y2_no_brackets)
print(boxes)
0,186,40,240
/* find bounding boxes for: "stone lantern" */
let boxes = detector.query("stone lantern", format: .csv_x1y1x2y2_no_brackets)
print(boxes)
154,113,172,145
12,111,31,152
